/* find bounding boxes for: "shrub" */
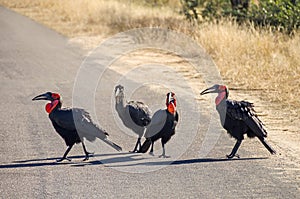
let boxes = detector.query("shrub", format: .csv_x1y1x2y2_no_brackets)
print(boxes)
180,0,300,34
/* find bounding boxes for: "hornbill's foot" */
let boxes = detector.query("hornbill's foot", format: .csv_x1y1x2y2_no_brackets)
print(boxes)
159,154,170,158
83,152,94,161
56,157,71,162
149,152,154,156
87,151,94,156
129,150,138,153
83,156,89,161
226,154,240,159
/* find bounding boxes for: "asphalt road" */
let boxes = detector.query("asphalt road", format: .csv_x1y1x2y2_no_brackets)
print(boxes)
0,6,299,198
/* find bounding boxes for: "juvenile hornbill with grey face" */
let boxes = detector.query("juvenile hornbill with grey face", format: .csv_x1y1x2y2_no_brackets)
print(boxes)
201,85,276,158
114,85,152,152
32,92,122,162
139,92,179,158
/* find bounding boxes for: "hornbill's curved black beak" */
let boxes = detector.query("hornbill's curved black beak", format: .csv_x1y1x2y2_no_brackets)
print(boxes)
200,85,220,95
32,92,52,101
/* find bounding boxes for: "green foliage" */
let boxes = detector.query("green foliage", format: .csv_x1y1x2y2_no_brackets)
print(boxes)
180,0,300,34
180,0,199,21
250,0,300,33
199,0,232,20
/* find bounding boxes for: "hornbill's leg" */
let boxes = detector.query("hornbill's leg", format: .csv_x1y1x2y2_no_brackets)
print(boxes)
159,142,170,158
57,144,74,162
138,137,142,151
149,141,154,156
227,140,242,159
82,142,94,161
131,137,141,153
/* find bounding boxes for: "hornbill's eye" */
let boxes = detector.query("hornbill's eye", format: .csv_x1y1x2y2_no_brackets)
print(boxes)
51,93,60,100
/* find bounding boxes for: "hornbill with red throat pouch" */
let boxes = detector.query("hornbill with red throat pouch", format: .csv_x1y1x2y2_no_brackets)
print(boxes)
201,84,276,158
32,92,122,162
138,92,179,158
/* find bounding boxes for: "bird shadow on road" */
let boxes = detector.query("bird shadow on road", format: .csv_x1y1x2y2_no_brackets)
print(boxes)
107,157,269,168
71,154,145,167
0,152,132,169
0,155,268,169
171,157,268,165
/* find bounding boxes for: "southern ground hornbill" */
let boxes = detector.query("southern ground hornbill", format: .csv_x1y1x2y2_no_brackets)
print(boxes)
201,84,276,158
114,85,151,152
32,92,122,162
139,92,179,158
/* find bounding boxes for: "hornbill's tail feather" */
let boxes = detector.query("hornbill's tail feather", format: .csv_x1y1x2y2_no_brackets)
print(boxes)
103,139,122,151
139,139,151,153
259,138,276,155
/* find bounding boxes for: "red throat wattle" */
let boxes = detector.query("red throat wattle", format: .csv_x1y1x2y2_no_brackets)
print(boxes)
45,100,59,113
167,102,176,114
215,91,226,105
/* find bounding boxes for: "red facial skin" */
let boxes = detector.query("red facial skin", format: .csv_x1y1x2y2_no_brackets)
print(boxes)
166,92,177,114
51,93,60,100
166,92,176,107
215,85,227,106
45,100,59,113
167,101,176,114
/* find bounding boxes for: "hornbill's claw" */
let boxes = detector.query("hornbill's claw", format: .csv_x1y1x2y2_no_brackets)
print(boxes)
226,154,240,159
159,154,170,158
86,152,94,156
56,157,71,162
83,152,94,161
83,157,89,161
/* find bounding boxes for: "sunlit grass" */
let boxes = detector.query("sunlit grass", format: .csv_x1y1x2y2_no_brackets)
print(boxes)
1,0,299,115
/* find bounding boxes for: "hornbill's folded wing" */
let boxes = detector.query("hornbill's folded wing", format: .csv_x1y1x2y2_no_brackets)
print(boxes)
50,108,76,131
144,109,167,138
127,101,151,126
73,109,122,151
72,108,108,142
226,100,267,138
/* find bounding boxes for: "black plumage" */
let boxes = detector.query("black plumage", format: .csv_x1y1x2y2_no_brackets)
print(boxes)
128,101,151,127
201,84,276,158
33,92,122,162
114,85,151,152
139,92,178,158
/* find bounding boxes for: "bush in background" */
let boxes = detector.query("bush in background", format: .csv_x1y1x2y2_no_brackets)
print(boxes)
181,0,300,34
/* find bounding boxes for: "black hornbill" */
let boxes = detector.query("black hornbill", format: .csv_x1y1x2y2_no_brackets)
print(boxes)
201,84,276,158
32,92,122,162
139,92,179,158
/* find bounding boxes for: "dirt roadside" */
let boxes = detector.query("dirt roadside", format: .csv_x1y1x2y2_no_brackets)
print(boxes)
70,37,300,186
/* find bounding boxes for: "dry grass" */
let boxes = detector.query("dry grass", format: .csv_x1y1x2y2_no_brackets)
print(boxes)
0,0,183,36
194,21,300,113
1,0,299,116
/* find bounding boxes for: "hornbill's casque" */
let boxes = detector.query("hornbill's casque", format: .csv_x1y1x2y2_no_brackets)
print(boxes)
201,84,276,158
32,92,122,162
139,92,179,158
114,85,151,152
